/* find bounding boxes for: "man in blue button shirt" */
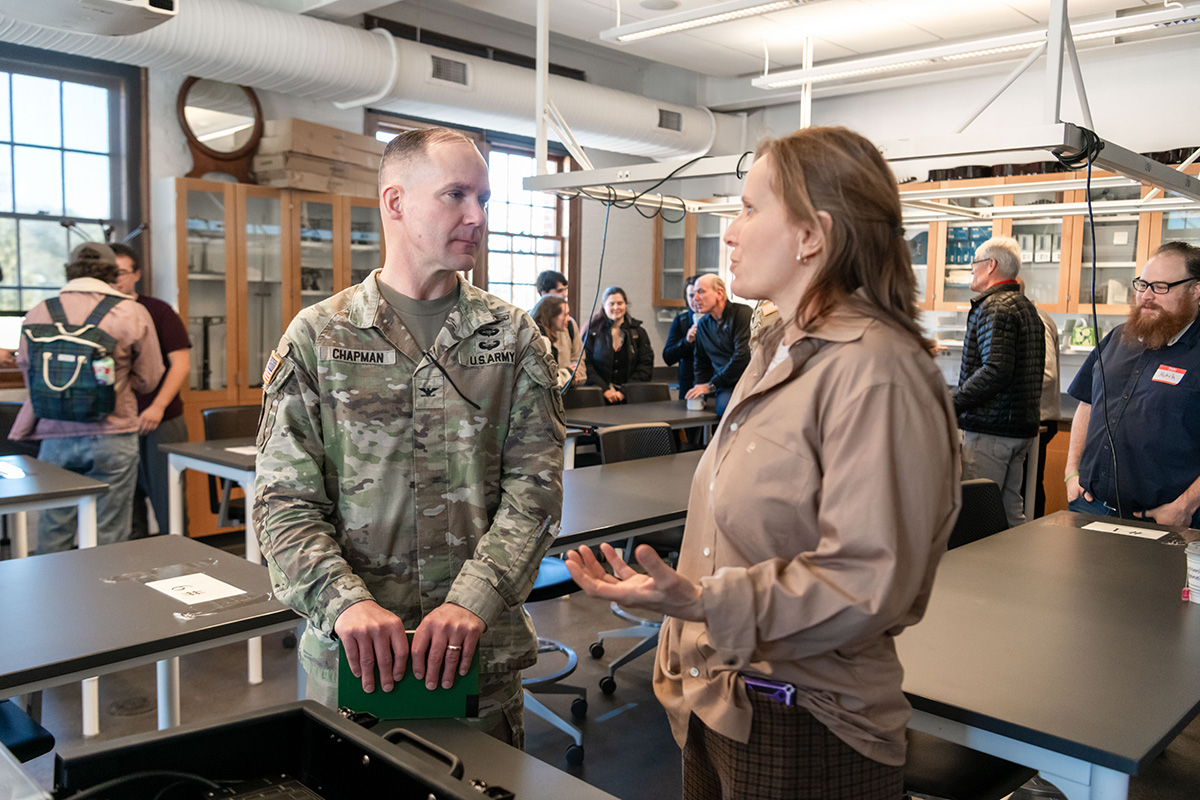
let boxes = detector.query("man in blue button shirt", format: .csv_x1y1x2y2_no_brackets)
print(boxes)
1066,241,1200,527
686,274,751,415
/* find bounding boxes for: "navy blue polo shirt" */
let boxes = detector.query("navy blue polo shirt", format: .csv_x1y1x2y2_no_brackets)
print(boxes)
1067,319,1200,525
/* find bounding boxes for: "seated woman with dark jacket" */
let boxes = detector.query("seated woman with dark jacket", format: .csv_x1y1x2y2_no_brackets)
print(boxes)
584,286,654,404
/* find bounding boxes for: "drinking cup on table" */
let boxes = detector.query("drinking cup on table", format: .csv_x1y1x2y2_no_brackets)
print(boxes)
687,396,705,411
1185,542,1200,604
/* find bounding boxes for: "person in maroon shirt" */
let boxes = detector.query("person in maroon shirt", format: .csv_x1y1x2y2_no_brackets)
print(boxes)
110,243,192,538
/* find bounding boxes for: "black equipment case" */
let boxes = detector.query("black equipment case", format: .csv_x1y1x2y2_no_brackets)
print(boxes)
53,701,485,799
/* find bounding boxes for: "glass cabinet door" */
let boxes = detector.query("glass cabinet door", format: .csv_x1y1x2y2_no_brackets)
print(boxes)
1077,184,1142,309
348,199,382,287
183,185,231,393
1009,187,1069,308
1160,204,1200,248
298,197,335,310
695,214,722,279
940,221,992,305
657,214,687,304
906,223,931,308
241,188,284,391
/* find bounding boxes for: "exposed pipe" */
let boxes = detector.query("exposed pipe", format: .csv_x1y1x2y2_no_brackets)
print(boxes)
0,0,729,160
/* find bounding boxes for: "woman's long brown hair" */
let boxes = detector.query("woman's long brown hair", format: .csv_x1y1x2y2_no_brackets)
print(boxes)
759,126,930,352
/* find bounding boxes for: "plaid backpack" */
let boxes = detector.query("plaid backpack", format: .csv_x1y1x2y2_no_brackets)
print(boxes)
23,295,123,423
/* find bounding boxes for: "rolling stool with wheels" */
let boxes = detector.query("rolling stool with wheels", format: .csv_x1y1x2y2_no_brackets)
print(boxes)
589,423,681,696
522,557,587,765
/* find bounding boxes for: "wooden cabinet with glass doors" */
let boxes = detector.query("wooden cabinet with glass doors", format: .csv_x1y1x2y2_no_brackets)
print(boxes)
902,166,1199,315
173,177,382,537
653,211,724,307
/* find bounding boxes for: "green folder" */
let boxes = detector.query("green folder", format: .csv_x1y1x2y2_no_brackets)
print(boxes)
337,635,480,719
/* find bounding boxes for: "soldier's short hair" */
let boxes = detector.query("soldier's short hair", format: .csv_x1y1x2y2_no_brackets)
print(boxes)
378,128,478,190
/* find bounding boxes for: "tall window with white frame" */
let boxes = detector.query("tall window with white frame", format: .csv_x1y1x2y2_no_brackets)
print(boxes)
0,47,141,313
486,147,566,311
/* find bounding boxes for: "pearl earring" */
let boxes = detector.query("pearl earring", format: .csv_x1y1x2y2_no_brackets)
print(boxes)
795,253,804,262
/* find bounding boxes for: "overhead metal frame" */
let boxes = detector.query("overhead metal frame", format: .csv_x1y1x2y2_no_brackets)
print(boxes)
528,0,1200,216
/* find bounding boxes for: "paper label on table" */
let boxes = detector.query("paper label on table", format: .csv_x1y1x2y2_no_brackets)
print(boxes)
145,573,248,605
225,445,258,455
1082,521,1163,538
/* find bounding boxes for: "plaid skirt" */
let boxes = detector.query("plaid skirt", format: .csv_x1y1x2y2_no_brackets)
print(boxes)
682,691,903,800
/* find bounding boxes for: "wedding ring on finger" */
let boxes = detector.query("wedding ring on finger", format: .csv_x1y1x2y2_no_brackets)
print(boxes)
446,644,462,652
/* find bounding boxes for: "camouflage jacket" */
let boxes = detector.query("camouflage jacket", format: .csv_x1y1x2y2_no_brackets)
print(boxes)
254,271,565,678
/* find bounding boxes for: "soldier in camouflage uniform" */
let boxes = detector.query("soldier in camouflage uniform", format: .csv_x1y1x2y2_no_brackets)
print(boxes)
254,128,565,747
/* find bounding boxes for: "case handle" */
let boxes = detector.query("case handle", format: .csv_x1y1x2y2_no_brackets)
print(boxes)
382,727,464,780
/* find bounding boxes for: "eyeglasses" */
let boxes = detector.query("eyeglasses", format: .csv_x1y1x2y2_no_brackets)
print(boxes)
970,258,992,268
116,270,135,277
1131,277,1197,295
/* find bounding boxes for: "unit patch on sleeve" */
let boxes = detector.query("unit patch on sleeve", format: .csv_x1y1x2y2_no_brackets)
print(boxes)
318,346,397,365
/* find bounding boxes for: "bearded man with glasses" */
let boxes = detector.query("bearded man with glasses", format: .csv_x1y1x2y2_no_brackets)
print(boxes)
1065,241,1200,526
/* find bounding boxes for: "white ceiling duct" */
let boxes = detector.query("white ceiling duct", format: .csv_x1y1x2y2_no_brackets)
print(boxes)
0,0,736,160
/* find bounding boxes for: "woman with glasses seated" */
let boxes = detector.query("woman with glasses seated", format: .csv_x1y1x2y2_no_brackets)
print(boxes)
567,126,961,799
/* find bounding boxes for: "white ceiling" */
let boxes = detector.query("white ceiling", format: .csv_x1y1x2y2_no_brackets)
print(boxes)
413,0,1163,79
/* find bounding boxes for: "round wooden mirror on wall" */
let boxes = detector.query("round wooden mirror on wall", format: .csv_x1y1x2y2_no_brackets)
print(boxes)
177,76,264,182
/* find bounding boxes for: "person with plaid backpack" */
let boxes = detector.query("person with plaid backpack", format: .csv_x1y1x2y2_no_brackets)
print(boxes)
9,242,164,553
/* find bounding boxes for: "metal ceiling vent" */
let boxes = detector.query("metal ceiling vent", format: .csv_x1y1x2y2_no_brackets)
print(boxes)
431,55,469,86
658,108,683,132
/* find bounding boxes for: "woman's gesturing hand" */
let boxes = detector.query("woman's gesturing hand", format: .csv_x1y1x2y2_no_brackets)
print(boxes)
565,543,704,622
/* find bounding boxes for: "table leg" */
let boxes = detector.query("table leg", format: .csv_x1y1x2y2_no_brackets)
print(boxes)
76,496,97,549
563,437,575,470
1024,434,1040,522
13,511,27,558
1040,764,1130,800
156,657,180,729
76,496,101,734
81,677,99,737
242,478,263,685
168,456,184,536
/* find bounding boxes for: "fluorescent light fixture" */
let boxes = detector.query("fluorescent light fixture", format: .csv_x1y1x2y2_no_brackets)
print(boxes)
754,2,1200,89
940,42,1042,62
600,0,802,44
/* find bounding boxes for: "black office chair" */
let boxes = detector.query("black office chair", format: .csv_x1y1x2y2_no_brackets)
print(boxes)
0,402,38,457
590,423,681,695
619,382,672,404
523,557,587,765
651,365,676,385
0,699,54,763
201,405,260,528
903,478,1032,800
948,479,1009,551
904,729,1037,800
562,386,603,409
0,401,38,558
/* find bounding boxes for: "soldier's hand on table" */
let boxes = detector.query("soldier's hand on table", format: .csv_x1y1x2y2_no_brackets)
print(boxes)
1135,496,1194,528
334,600,409,693
411,603,484,690
566,543,704,622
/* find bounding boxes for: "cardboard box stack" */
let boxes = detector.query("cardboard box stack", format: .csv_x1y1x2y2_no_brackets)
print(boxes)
251,119,384,198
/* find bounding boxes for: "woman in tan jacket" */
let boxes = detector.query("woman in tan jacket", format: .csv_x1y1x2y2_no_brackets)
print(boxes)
567,126,961,799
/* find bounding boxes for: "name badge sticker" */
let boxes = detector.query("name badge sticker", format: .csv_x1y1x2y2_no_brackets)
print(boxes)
1153,365,1186,385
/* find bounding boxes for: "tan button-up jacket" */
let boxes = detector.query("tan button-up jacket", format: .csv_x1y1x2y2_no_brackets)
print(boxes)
654,295,961,766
